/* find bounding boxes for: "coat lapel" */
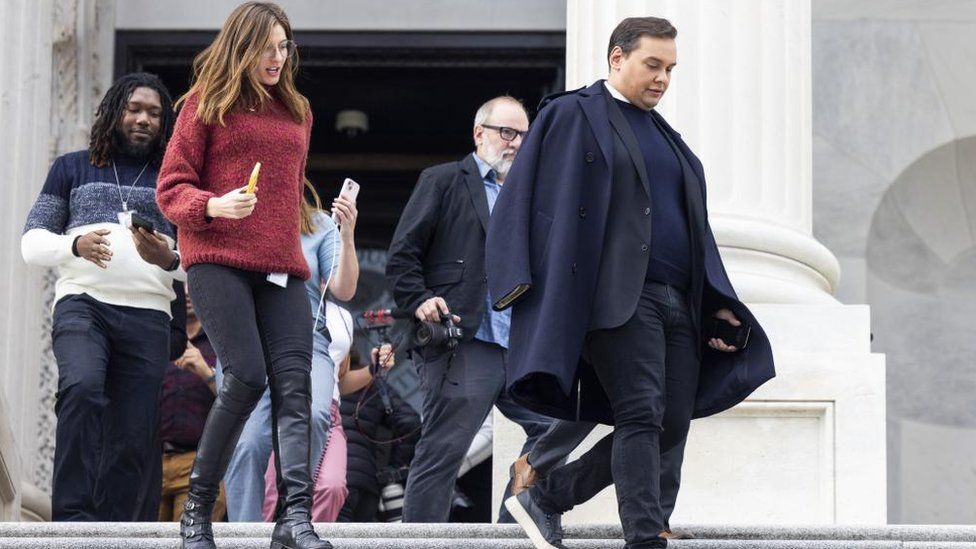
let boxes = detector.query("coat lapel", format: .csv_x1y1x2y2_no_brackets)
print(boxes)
604,91,652,200
461,154,490,232
576,82,614,172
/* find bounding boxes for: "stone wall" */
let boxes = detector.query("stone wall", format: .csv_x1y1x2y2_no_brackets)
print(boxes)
0,0,114,521
811,0,976,524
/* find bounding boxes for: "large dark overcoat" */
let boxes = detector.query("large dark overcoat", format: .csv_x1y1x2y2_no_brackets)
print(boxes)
486,80,775,424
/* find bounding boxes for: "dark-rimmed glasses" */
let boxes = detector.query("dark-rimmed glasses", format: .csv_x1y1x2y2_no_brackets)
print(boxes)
481,124,526,142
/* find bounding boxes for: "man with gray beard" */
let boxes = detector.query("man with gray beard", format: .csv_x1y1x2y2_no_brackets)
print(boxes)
387,96,553,522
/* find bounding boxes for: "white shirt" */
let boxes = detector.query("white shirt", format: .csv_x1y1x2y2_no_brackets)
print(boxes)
604,80,632,104
325,301,353,402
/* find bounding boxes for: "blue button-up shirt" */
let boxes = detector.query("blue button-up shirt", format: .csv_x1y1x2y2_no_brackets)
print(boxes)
472,153,511,348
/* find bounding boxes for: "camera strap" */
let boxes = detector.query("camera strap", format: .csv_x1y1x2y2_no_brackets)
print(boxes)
353,332,424,446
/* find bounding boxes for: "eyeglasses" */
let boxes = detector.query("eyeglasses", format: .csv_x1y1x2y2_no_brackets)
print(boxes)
481,124,527,142
263,40,297,60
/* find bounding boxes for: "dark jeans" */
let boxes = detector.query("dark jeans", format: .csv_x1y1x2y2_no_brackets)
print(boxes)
533,283,699,549
188,265,312,389
403,339,552,522
51,293,169,521
527,420,688,531
187,264,314,510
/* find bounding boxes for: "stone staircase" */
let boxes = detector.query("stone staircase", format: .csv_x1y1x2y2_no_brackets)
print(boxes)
0,523,974,548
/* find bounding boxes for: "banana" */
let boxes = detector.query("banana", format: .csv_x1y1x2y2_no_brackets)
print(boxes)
245,162,261,194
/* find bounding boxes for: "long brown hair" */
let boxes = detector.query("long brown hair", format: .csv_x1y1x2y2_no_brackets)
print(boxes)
300,177,324,236
176,2,307,125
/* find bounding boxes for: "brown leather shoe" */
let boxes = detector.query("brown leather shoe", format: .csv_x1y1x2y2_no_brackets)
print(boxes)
509,453,541,496
660,529,695,540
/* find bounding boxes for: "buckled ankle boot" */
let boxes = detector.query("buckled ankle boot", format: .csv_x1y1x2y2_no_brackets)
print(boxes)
268,369,333,549
181,372,265,549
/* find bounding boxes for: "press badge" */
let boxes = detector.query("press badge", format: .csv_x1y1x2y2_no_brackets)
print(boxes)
267,272,288,288
117,210,133,228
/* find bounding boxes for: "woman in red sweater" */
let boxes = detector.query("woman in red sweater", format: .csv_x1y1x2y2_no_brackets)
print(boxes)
156,3,332,549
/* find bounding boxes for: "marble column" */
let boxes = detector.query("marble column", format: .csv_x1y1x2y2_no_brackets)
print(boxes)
0,0,56,522
494,0,886,525
0,0,115,521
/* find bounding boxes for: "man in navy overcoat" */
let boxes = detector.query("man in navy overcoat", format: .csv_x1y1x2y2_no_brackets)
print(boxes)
487,17,776,549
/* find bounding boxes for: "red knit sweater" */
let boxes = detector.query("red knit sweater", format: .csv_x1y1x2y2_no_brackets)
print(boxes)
157,94,312,280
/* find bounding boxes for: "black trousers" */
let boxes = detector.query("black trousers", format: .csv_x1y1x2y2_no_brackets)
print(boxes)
403,339,553,522
527,420,688,531
51,293,169,521
533,283,700,549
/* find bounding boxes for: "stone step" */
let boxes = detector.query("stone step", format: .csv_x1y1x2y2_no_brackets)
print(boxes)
0,523,973,549
1,537,976,549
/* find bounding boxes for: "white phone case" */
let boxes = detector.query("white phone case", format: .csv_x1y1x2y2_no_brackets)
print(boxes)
332,178,360,223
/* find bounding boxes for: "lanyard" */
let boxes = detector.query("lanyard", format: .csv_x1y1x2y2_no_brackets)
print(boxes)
113,159,149,212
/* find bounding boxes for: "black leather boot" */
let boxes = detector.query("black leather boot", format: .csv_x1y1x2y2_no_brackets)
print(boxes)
268,369,333,549
181,372,265,549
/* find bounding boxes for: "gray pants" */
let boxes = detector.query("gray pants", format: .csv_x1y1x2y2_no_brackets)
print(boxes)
526,419,688,530
403,339,553,522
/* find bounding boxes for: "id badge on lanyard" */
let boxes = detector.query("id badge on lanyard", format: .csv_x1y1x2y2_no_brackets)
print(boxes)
118,209,133,229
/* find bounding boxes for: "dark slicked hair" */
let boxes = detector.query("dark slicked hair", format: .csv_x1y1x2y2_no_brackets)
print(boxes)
89,72,174,168
607,17,677,67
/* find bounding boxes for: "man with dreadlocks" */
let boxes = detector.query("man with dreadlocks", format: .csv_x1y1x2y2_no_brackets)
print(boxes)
21,72,183,521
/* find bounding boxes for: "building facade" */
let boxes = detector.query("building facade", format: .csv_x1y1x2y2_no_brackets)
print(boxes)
0,0,972,525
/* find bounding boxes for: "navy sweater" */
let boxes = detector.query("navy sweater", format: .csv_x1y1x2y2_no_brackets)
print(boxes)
616,99,692,290
21,150,180,314
24,150,175,240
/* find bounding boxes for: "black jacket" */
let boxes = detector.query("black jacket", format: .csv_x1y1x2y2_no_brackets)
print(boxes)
386,154,492,341
169,281,187,361
340,381,420,494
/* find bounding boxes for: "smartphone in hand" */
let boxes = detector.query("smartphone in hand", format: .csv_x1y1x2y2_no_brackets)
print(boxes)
130,212,155,233
708,318,751,349
332,178,360,224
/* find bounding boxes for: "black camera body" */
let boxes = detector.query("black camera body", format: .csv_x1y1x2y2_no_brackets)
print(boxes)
376,465,410,486
416,317,463,350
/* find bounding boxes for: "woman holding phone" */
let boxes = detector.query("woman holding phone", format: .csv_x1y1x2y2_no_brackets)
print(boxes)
157,3,332,548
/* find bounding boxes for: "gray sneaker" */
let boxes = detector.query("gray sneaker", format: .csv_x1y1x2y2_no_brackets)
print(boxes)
504,489,568,549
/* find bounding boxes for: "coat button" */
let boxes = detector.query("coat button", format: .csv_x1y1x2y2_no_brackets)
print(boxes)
483,275,488,283
579,207,587,218
585,152,595,163
571,262,577,273
641,244,649,252
644,207,651,215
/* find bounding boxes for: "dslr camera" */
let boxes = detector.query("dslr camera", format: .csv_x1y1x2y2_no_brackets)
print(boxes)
416,316,463,350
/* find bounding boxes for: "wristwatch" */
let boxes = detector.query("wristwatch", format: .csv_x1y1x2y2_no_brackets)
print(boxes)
165,251,181,272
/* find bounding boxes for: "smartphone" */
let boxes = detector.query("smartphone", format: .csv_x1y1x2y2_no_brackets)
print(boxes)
130,212,155,233
708,318,751,349
332,178,360,224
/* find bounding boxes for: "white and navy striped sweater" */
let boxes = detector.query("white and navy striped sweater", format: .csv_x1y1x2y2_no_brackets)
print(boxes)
22,150,184,316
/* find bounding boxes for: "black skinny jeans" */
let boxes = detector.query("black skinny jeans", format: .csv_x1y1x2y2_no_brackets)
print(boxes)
187,264,312,390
